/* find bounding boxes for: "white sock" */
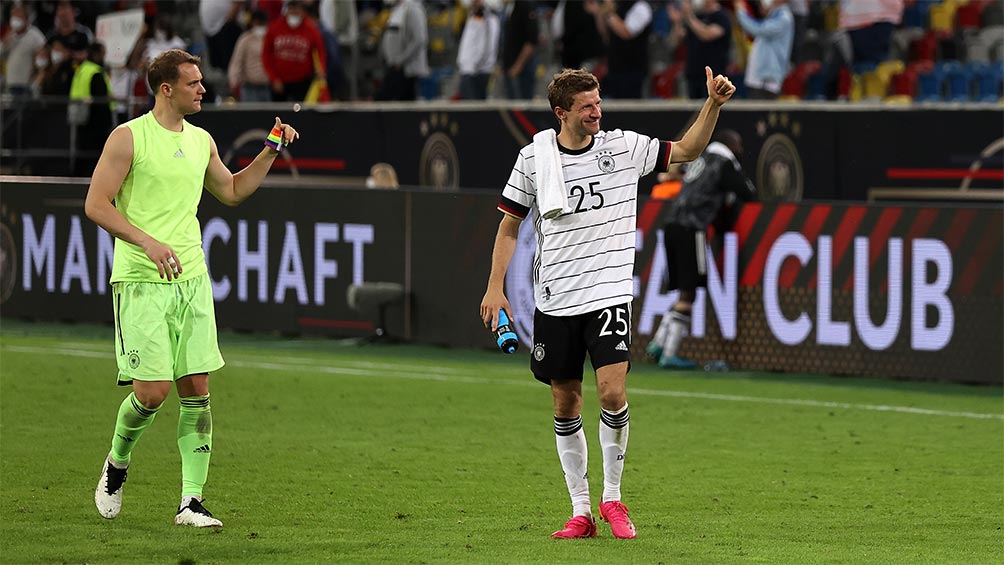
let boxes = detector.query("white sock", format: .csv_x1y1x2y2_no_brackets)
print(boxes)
652,313,673,347
599,404,630,502
554,415,591,518
661,311,691,359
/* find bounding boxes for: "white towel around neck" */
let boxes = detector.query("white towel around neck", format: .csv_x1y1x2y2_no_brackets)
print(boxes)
533,129,571,220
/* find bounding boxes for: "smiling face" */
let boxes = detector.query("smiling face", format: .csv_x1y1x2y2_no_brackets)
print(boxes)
163,62,206,116
557,88,602,139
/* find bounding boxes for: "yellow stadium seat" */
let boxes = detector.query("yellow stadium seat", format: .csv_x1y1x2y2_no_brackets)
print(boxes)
930,3,957,33
850,74,864,101
883,94,914,105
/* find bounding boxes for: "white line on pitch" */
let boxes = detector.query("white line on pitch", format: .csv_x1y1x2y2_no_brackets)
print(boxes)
4,345,1002,421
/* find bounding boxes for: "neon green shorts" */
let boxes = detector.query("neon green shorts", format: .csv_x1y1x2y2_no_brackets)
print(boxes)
112,273,225,385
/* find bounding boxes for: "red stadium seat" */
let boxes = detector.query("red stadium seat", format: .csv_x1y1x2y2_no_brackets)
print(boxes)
909,30,939,62
957,1,987,30
781,61,822,99
651,62,685,99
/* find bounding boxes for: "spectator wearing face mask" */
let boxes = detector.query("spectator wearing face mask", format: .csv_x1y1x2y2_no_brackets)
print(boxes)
45,0,92,62
228,10,272,102
132,14,187,65
262,0,327,103
1,2,47,97
735,0,793,100
36,38,75,96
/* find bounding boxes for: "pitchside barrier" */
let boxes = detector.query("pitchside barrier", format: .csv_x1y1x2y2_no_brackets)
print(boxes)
1,178,1000,384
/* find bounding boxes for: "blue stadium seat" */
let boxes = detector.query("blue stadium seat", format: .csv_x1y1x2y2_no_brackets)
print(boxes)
852,61,878,76
806,71,827,100
969,61,1004,102
940,61,973,102
902,0,934,29
915,65,946,101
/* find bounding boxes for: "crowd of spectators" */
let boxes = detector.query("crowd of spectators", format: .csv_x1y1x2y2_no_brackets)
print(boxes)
1,0,1001,108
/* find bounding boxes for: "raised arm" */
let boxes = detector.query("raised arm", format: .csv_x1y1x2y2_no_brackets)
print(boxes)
84,126,181,280
203,117,299,206
480,212,522,331
671,66,735,163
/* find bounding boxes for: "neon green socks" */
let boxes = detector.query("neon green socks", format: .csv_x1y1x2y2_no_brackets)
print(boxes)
110,392,161,466
177,395,212,498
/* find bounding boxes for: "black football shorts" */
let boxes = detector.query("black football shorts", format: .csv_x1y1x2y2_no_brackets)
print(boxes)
530,303,632,384
663,222,707,292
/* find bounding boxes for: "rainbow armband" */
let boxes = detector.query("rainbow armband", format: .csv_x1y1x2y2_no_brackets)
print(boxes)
264,126,285,152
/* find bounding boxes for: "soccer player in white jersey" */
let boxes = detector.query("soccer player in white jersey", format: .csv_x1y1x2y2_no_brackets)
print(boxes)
479,66,735,539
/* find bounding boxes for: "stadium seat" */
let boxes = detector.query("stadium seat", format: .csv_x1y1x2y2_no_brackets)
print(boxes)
929,2,957,33
983,0,1004,26
982,25,1004,61
964,28,992,62
957,0,987,30
889,62,922,99
781,61,822,99
903,0,934,29
937,32,965,60
863,60,905,99
940,60,973,101
916,63,946,101
651,62,685,99
891,28,926,60
969,61,1004,101
419,68,446,100
909,30,940,61
837,67,854,99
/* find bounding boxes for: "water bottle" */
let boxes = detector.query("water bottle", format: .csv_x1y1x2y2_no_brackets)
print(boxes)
704,359,730,372
494,308,519,354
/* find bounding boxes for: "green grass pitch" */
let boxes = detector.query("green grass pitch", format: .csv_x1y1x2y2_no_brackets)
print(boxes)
2,320,1001,564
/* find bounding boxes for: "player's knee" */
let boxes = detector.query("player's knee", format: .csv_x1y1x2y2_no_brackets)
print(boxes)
133,382,170,409
134,389,167,410
598,388,626,411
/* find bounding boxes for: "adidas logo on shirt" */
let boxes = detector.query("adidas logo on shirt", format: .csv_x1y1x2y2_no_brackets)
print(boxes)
193,444,211,453
174,149,185,158
615,341,628,352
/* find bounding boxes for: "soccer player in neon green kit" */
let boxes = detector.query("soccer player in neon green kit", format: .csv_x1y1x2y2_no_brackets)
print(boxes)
85,49,299,527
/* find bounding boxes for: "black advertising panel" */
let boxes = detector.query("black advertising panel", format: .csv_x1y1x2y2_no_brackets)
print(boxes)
9,103,999,203
2,179,1001,383
0,181,408,337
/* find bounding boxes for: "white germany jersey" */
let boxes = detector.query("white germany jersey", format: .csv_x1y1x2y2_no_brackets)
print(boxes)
499,129,672,316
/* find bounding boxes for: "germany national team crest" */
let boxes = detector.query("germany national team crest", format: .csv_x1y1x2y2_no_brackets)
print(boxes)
533,344,546,361
419,113,460,191
127,349,141,369
597,152,616,173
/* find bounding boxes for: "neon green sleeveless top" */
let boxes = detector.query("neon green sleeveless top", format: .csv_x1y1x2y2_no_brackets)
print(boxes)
111,112,211,283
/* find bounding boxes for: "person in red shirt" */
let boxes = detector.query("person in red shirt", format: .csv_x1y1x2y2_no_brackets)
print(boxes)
262,0,326,102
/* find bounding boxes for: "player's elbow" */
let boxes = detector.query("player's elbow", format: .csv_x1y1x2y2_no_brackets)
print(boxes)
219,192,243,207
83,193,105,224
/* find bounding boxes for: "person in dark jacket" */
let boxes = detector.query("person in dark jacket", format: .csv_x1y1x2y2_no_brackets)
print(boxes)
648,129,757,369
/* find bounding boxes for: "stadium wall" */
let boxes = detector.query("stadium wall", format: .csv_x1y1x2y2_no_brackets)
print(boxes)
3,102,1002,203
1,179,1000,384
